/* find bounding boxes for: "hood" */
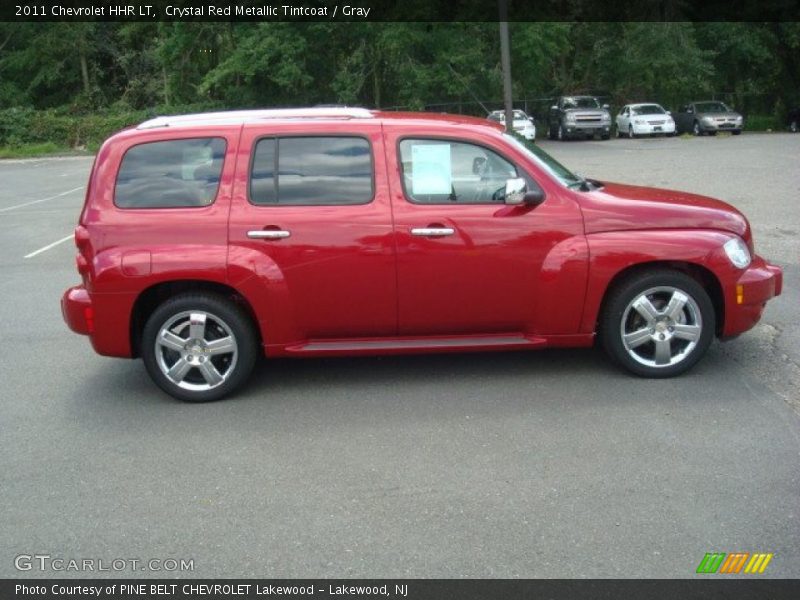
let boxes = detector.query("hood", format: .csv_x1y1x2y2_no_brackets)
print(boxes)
577,181,750,240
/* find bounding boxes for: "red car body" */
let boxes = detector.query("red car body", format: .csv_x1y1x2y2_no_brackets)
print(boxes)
61,108,782,399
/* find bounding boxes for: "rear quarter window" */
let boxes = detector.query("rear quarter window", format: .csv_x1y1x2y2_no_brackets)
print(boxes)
115,137,226,209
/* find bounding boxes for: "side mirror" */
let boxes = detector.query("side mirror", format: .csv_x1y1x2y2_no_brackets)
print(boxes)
603,104,610,110
504,178,545,206
667,110,672,115
550,105,558,111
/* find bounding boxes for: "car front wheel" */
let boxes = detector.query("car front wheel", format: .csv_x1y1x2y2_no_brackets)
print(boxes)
601,271,714,378
142,293,258,402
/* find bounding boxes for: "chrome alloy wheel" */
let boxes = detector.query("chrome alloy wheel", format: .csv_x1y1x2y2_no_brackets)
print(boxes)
620,286,702,368
155,310,238,391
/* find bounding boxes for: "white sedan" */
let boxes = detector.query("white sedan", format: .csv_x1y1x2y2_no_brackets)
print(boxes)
616,103,676,138
488,110,537,141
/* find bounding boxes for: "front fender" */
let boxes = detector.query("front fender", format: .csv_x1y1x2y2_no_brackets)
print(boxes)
580,229,736,334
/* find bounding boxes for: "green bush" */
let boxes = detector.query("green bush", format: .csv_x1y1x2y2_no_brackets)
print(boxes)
744,114,781,131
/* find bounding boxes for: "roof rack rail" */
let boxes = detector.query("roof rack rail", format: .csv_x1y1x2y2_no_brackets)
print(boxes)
137,107,374,129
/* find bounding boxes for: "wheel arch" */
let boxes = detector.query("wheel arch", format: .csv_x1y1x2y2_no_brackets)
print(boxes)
130,280,261,358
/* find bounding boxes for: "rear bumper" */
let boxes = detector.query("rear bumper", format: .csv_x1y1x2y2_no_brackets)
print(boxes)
722,257,782,337
61,285,93,335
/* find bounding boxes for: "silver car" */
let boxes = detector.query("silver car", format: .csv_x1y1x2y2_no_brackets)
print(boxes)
674,101,744,136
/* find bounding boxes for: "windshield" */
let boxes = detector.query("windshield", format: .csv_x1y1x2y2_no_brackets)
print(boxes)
562,96,600,109
695,102,731,113
632,104,666,115
503,133,582,187
492,111,529,121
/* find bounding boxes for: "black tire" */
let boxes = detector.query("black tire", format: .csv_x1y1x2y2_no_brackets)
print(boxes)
693,121,703,136
708,130,718,136
600,270,715,378
732,130,742,135
141,293,258,402
601,133,610,140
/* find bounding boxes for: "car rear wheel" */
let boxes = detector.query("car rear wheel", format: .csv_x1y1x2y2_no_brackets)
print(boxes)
142,293,258,402
601,270,714,378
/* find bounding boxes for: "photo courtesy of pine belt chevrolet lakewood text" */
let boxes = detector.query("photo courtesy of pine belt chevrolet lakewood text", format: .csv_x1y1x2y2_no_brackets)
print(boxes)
61,108,782,401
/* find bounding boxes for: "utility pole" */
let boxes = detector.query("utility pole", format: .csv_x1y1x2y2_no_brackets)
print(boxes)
498,0,514,133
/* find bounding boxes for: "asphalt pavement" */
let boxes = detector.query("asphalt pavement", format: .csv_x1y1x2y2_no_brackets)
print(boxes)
1,134,798,578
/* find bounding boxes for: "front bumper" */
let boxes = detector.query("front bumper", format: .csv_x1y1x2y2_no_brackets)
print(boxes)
632,122,676,135
515,126,536,140
722,257,782,337
62,285,93,335
700,120,743,132
565,123,611,136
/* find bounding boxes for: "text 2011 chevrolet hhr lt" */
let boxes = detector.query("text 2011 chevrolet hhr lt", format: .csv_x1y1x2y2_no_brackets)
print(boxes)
61,108,782,401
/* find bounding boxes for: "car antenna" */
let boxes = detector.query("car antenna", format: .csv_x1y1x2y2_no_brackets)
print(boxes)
447,62,491,116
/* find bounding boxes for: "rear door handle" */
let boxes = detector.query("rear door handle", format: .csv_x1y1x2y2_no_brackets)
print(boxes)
248,229,291,240
410,227,455,237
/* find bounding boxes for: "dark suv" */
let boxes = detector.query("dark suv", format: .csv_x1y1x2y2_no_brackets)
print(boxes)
548,96,612,141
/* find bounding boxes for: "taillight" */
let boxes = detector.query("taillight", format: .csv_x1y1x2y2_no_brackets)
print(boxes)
83,306,95,333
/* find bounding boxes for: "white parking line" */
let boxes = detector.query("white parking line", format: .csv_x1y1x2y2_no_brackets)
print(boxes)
0,186,83,213
24,234,74,259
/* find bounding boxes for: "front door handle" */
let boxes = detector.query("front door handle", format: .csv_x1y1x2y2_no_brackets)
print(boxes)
248,229,291,240
410,227,455,237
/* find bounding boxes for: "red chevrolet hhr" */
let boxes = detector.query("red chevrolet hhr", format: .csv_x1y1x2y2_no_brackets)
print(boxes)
62,108,782,401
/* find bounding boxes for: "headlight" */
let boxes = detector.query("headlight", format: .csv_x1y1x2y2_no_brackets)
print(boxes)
702,116,714,123
723,237,751,269
634,119,644,124
565,113,576,122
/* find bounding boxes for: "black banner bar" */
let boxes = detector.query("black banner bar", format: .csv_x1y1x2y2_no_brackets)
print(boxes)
1,0,799,22
4,579,800,600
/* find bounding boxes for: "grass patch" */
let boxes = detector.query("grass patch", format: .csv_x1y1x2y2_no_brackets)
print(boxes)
0,142,87,159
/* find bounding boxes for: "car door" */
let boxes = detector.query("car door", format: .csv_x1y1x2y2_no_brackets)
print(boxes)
617,106,629,132
228,122,397,343
383,129,584,336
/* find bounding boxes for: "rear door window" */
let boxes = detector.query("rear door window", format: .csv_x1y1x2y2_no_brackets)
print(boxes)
249,136,373,206
115,138,226,208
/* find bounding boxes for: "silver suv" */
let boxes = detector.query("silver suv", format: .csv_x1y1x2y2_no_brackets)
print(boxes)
548,96,612,141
